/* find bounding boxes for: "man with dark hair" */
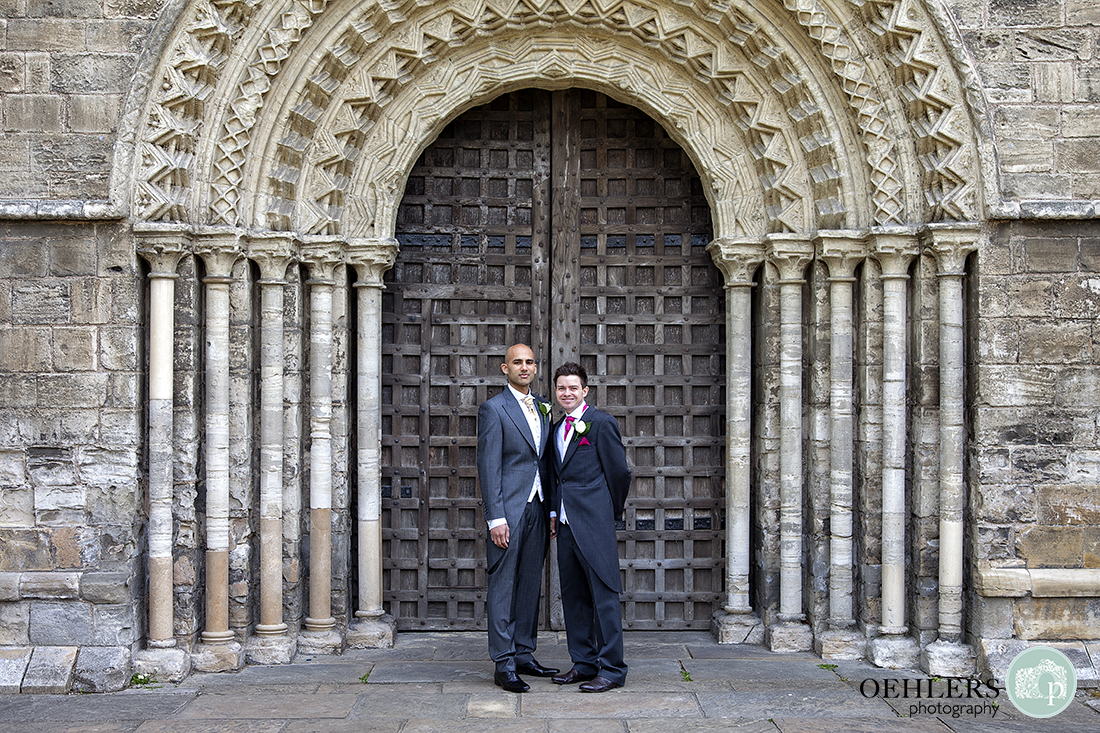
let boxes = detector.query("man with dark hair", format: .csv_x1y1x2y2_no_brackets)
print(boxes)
548,361,631,692
476,344,559,693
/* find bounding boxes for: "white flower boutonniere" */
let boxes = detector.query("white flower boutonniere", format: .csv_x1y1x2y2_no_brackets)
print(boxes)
572,420,591,441
537,400,551,417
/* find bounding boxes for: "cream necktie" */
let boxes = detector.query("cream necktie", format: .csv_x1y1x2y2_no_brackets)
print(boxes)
522,395,540,444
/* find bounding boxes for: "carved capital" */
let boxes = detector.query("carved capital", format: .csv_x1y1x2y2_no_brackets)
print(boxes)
871,226,919,278
135,223,191,276
706,237,764,286
300,235,346,283
765,232,814,282
815,230,868,280
347,237,398,287
247,231,297,282
920,222,981,275
194,226,244,279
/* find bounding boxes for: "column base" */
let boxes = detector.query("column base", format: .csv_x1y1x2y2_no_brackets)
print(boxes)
868,633,920,670
815,629,866,661
921,639,975,677
245,634,298,665
133,646,191,683
711,610,764,644
347,613,396,649
192,641,245,672
765,621,814,652
298,627,344,655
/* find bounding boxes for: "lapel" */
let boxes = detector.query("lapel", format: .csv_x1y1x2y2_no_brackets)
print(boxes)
557,410,586,468
502,392,538,453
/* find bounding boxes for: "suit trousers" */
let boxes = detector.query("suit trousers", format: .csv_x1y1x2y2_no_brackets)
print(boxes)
557,522,627,684
486,495,548,673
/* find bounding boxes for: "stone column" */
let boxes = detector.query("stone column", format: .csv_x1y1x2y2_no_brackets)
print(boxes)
706,238,764,644
133,224,192,683
193,227,245,671
765,234,814,652
921,223,979,676
245,233,297,665
299,236,344,654
346,238,399,648
816,231,867,660
868,228,920,669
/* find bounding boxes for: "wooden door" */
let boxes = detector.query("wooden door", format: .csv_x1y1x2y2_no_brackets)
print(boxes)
381,89,724,631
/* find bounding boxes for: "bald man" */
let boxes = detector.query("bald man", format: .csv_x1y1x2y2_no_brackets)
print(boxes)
476,344,558,692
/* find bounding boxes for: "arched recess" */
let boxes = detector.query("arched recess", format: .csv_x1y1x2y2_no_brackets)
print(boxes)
125,0,997,675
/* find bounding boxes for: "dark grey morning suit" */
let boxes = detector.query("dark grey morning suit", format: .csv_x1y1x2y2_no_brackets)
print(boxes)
549,407,631,685
476,389,551,674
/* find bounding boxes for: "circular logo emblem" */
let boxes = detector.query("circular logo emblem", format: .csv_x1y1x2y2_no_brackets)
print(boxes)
1005,646,1077,718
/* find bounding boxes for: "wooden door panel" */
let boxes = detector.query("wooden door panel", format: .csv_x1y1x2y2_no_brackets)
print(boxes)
383,88,723,631
561,89,724,630
382,90,551,630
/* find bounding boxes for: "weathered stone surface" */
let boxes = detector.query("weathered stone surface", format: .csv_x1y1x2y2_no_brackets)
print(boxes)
0,648,32,694
72,646,130,693
0,602,30,646
80,571,130,604
20,571,81,599
29,601,93,646
21,645,77,694
1016,598,1100,639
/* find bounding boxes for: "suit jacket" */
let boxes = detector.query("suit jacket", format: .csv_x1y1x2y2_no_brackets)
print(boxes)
476,389,552,570
549,407,631,592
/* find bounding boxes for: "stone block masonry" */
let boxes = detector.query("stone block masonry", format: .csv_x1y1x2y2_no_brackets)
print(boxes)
0,220,142,692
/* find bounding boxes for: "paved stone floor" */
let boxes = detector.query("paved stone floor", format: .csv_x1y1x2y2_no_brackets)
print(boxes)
1,632,1099,732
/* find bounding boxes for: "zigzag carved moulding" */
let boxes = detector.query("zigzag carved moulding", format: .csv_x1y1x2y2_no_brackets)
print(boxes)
132,0,980,234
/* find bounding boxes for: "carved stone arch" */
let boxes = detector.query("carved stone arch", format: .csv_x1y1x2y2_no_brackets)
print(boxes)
290,36,789,240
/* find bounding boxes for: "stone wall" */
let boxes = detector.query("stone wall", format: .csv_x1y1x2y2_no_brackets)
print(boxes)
0,220,141,690
971,220,1100,674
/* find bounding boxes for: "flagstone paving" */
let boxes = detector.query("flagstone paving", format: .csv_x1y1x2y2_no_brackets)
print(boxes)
0,632,1098,732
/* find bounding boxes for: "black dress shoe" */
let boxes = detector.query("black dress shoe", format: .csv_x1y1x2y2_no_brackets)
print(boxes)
494,670,530,693
551,667,597,685
516,660,560,677
579,675,622,693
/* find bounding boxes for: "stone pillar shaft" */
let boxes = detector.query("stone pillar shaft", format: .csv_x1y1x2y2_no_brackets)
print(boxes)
817,233,865,632
347,239,398,648
766,236,813,631
138,235,187,648
196,237,240,646
872,230,918,640
301,239,343,639
706,239,764,645
251,238,294,638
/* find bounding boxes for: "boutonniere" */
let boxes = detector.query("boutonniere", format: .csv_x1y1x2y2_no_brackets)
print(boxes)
572,420,591,443
537,400,551,417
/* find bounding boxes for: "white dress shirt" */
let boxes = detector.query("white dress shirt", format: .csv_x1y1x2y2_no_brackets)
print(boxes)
487,385,544,530
554,402,587,525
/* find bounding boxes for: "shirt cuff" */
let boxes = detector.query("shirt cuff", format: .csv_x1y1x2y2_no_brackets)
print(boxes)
488,517,507,530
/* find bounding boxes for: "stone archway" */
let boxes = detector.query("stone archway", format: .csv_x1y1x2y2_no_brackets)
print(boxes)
124,0,994,680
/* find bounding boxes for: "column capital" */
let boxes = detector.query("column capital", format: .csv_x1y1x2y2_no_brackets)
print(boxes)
765,232,814,281
706,237,764,286
194,226,243,279
246,231,297,282
815,229,868,279
871,226,919,278
920,222,981,275
347,237,398,287
300,235,346,283
135,224,191,276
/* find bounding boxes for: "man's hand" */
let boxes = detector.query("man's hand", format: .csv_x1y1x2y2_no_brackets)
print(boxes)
491,523,510,549
549,516,557,539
